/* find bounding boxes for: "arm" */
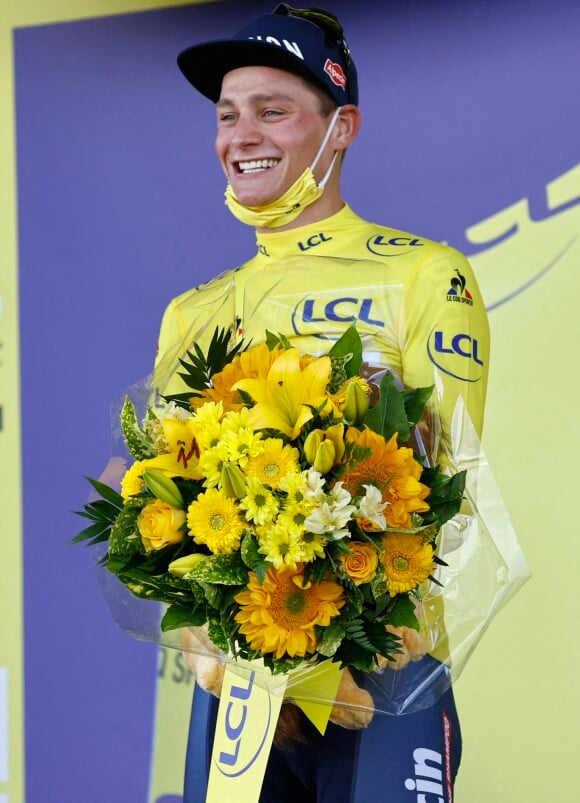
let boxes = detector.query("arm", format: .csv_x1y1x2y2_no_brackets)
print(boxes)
401,246,490,444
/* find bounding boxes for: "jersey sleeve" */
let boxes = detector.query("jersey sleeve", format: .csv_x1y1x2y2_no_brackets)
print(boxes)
400,246,490,439
153,296,185,395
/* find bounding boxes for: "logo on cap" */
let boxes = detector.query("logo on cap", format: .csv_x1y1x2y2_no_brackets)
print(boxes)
324,59,347,90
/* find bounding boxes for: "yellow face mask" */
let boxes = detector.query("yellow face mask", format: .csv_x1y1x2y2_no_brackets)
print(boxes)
224,107,341,228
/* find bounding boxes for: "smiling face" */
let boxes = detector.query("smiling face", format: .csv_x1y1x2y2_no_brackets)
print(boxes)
215,66,343,229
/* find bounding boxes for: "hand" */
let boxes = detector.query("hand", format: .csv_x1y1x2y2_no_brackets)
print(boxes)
93,456,127,496
181,626,225,697
374,625,426,672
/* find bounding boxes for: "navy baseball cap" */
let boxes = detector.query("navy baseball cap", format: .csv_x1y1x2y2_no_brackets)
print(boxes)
177,4,358,106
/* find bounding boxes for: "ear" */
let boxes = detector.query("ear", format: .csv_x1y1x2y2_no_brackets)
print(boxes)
333,105,361,150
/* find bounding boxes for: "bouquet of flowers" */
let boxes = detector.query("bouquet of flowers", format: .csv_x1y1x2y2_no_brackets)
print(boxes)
74,325,466,679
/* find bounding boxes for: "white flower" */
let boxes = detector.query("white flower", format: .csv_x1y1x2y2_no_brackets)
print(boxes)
159,401,193,423
304,500,355,541
328,481,353,510
303,467,326,501
356,483,388,530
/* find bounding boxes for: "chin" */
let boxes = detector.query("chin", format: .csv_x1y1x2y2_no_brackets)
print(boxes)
234,190,279,208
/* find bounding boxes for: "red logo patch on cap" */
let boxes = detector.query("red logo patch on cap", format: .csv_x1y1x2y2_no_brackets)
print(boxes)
323,58,347,90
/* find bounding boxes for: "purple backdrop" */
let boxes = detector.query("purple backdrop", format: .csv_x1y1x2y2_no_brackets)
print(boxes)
14,0,579,800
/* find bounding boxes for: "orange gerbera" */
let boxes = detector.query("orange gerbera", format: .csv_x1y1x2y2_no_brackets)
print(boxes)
234,565,345,659
341,427,430,529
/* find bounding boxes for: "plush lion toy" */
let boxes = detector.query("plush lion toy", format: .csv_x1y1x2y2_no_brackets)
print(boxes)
182,625,426,740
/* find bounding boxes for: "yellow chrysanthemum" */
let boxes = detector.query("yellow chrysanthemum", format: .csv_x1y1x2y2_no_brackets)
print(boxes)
191,401,224,450
221,406,251,431
256,518,305,569
279,472,310,506
381,531,435,594
120,460,146,499
299,530,328,563
198,443,229,488
192,400,224,428
187,487,244,553
239,478,279,525
235,565,345,659
341,427,430,529
245,439,299,489
220,426,264,468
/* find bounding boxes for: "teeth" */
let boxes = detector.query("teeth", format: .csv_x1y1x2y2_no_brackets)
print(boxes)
238,159,279,173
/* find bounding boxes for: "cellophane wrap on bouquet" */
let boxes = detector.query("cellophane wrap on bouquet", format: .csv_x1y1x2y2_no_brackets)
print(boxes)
76,257,529,719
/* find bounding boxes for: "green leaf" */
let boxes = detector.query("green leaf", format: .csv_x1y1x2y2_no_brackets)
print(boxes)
240,533,262,568
108,499,146,556
387,595,420,630
85,477,124,509
160,604,207,632
254,561,268,586
335,619,403,670
187,553,249,585
402,386,434,428
422,469,466,528
69,520,111,545
265,331,291,350
201,582,225,609
165,326,247,399
120,398,157,460
364,371,409,442
317,620,347,657
328,324,362,377
207,618,229,652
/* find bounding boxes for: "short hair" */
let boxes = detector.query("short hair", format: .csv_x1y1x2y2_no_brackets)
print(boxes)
298,73,338,117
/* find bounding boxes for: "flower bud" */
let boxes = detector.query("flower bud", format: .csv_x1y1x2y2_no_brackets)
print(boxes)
324,424,346,464
304,426,345,473
304,430,323,465
168,553,205,578
343,381,369,425
220,463,247,499
314,439,336,474
142,469,185,509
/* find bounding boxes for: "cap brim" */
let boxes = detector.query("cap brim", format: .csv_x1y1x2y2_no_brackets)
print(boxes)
177,39,328,102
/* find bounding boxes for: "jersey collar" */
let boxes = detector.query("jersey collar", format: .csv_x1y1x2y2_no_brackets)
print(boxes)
254,204,361,261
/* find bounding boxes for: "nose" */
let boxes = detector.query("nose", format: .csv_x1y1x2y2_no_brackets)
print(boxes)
230,112,262,149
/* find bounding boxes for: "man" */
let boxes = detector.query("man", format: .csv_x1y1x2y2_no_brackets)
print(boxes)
156,5,489,801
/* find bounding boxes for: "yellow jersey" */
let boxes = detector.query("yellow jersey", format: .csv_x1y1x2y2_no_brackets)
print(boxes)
156,204,489,439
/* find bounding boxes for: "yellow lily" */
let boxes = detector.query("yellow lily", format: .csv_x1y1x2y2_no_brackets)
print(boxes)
234,349,331,440
140,417,202,480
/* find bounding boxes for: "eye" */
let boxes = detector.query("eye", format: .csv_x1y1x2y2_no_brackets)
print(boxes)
263,109,284,119
218,112,237,124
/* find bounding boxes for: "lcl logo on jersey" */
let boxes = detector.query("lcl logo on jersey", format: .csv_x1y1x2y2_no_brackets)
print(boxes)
427,328,484,382
292,297,384,336
297,232,332,252
366,234,424,257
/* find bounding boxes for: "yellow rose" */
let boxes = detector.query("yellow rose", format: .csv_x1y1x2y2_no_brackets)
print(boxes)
340,541,378,585
137,500,186,551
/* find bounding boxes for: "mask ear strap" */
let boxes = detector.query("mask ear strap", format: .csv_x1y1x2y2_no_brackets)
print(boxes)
317,152,340,190
310,106,342,183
